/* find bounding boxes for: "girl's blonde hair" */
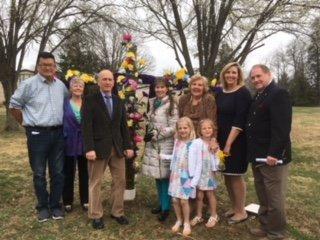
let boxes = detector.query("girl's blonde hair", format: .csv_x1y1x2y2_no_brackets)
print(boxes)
220,62,245,90
197,118,217,138
175,116,196,140
188,74,209,94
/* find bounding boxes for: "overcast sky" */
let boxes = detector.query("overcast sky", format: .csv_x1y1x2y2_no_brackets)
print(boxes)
23,32,294,77
143,32,294,76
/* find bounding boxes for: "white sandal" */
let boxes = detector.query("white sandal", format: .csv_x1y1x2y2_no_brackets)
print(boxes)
171,220,182,233
205,215,219,228
190,216,204,226
182,223,191,236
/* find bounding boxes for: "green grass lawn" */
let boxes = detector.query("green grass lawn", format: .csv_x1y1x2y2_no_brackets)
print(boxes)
0,107,319,240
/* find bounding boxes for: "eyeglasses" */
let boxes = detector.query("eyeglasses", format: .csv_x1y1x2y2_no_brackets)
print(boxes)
38,63,56,68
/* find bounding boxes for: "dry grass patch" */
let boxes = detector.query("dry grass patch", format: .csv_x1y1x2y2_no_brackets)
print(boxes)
0,107,319,240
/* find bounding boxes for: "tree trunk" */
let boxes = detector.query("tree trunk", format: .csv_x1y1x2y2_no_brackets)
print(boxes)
4,105,19,131
1,64,20,131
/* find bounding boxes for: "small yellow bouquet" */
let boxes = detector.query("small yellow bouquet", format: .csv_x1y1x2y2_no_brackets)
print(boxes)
216,150,230,171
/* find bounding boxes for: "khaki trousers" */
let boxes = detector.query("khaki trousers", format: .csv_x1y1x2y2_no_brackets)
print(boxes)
252,164,289,239
88,148,125,219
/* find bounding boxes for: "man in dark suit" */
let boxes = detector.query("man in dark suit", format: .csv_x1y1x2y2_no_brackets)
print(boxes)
246,64,292,239
82,69,134,229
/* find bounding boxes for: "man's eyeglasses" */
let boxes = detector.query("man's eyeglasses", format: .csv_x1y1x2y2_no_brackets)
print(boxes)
38,63,56,68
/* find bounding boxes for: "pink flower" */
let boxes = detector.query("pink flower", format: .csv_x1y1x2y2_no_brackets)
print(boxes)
128,79,138,91
134,134,143,143
123,33,132,42
129,113,135,118
133,113,143,121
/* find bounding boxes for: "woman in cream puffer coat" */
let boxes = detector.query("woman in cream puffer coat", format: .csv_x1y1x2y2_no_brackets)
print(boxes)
142,78,179,221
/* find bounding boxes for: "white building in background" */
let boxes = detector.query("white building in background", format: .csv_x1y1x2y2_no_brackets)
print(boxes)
18,69,35,83
0,69,35,105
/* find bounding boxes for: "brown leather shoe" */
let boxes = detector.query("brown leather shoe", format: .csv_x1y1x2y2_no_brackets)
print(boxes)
250,228,267,237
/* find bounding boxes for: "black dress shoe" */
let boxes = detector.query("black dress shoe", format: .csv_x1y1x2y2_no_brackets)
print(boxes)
111,215,129,225
158,211,169,222
151,206,161,214
92,218,105,229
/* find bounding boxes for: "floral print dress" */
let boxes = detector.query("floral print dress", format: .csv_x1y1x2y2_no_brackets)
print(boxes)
168,140,196,200
197,142,218,191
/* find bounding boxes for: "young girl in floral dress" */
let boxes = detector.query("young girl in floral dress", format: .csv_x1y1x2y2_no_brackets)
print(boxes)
167,117,196,237
189,119,220,228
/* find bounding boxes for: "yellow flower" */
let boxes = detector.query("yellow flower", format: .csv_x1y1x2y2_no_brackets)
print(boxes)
118,90,125,99
73,70,80,76
127,119,133,127
126,52,136,60
127,64,134,71
138,58,147,66
125,86,133,92
126,43,133,49
176,68,186,80
121,61,128,69
65,70,73,80
80,73,95,84
65,69,80,80
117,75,126,83
211,78,217,87
217,150,229,163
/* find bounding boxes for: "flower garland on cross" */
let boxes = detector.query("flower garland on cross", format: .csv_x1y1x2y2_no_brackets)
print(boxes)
63,34,222,199
117,34,149,195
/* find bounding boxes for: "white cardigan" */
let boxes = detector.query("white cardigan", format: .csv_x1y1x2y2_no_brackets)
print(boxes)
188,138,219,188
162,138,219,188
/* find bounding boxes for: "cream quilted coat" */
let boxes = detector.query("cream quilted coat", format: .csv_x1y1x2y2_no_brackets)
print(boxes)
142,96,179,179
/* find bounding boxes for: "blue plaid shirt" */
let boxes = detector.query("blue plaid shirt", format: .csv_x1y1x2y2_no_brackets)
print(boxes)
9,73,68,126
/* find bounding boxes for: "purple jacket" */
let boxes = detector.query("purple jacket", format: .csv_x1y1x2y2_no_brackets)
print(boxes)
63,99,84,157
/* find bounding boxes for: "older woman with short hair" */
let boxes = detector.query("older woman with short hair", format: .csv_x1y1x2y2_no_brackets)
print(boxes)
216,62,251,224
178,74,217,136
63,77,88,212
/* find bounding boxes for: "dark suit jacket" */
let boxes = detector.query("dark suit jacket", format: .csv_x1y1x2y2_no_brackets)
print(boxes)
81,91,132,159
246,81,292,165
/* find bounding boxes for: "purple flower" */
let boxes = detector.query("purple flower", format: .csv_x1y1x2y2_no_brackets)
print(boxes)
128,79,138,91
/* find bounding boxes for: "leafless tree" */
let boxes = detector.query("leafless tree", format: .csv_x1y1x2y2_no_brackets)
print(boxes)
0,0,117,131
123,0,320,78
